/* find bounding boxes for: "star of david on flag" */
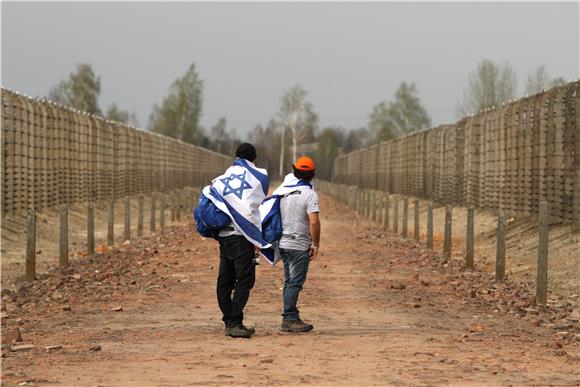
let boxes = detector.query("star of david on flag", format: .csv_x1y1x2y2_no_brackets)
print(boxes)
199,158,271,260
221,171,253,199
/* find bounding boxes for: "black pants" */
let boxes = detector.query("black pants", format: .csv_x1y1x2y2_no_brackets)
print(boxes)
216,235,256,327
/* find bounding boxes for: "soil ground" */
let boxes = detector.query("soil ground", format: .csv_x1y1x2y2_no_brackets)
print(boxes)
1,194,580,386
387,196,580,298
1,190,195,285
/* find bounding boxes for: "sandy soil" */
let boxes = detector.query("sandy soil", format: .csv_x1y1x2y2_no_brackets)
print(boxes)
1,194,579,386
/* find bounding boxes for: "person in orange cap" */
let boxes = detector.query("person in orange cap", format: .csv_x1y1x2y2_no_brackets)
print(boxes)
276,156,321,332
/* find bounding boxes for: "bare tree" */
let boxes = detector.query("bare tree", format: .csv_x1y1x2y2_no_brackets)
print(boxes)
525,65,566,95
313,127,343,180
209,117,232,155
250,120,282,179
456,59,517,117
277,85,318,170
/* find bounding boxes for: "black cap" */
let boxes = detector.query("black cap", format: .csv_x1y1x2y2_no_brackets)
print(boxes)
235,143,257,162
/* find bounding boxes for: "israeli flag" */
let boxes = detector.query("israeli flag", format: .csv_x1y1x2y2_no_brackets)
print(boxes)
202,158,272,255
259,173,313,265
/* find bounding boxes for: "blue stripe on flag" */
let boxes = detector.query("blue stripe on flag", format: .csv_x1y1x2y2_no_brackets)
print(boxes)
260,247,276,264
283,181,312,189
210,186,269,247
234,158,269,195
261,196,280,225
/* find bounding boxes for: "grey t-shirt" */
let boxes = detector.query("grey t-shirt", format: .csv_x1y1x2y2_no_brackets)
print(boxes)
278,188,319,250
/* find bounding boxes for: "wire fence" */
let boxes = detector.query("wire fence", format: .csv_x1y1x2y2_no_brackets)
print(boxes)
1,87,231,217
333,81,580,225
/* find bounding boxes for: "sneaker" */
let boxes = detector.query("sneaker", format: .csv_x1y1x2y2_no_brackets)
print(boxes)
225,324,252,338
281,318,314,333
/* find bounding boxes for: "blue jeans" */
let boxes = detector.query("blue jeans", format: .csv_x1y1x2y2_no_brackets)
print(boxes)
280,248,310,321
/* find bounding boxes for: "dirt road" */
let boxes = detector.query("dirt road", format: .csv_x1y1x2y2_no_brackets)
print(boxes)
2,194,579,386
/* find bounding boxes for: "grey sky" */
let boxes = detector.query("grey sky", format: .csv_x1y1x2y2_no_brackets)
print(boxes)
2,2,579,136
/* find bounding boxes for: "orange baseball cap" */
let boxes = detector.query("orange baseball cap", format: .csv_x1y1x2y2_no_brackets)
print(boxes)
294,156,315,171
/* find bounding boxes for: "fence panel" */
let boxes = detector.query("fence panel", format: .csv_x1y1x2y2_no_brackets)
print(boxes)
1,88,231,217
332,81,580,224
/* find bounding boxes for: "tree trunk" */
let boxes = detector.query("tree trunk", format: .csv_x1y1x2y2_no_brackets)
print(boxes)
279,130,285,178
292,127,297,164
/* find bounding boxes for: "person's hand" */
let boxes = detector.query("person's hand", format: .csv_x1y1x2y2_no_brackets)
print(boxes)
309,245,319,260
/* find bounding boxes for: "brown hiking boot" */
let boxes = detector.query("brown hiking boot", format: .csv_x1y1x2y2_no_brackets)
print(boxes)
241,324,256,336
225,324,252,338
281,319,314,333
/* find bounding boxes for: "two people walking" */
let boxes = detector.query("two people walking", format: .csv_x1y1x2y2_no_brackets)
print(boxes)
196,143,320,338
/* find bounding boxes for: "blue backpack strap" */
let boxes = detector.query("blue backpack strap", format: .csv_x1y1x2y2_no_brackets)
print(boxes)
261,188,305,244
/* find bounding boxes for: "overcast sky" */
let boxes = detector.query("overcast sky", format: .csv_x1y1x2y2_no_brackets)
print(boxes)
2,2,579,136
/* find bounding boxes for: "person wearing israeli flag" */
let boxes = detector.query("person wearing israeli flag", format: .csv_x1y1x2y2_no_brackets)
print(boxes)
276,156,321,333
202,143,270,339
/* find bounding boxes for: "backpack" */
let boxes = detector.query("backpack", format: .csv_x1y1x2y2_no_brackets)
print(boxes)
261,190,301,243
193,193,231,239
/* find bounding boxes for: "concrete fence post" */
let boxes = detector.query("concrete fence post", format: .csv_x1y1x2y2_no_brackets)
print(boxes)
393,196,399,234
59,204,68,267
160,193,165,232
495,213,506,281
383,192,391,231
375,192,381,223
176,190,182,221
383,194,389,232
26,209,36,281
87,202,95,256
466,207,475,269
107,199,114,246
444,205,452,261
183,190,188,219
402,196,409,239
124,196,131,241
137,194,144,237
171,191,176,222
150,193,156,232
366,191,371,218
363,191,369,218
426,202,433,249
536,201,549,305
414,199,420,241
370,192,375,222
372,192,378,223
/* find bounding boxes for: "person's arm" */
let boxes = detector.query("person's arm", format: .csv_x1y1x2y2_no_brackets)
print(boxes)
308,212,321,260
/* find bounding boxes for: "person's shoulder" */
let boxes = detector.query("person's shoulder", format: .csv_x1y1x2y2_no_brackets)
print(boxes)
303,187,319,203
306,187,318,198
246,160,268,176
254,166,268,176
